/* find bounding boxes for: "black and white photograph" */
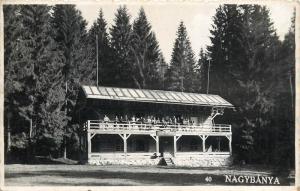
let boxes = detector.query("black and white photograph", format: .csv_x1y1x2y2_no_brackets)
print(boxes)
1,0,298,188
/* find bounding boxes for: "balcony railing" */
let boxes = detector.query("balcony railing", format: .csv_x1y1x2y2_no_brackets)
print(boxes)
84,120,231,133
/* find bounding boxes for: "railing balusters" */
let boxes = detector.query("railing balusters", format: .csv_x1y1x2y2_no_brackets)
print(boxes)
86,121,231,133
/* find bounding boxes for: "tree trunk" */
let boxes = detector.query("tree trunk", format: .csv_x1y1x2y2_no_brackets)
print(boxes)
289,70,294,114
7,116,11,154
27,118,33,163
63,138,67,159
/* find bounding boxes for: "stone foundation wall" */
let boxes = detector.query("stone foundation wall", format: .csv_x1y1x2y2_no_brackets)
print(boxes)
88,158,160,166
88,153,232,167
173,156,232,167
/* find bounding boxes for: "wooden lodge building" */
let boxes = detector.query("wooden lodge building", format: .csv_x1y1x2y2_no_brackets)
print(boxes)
79,85,234,167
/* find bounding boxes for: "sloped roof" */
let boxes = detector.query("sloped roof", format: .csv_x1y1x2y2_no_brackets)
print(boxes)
82,85,233,108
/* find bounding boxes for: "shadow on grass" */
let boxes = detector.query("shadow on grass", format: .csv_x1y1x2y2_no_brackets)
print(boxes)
5,168,293,186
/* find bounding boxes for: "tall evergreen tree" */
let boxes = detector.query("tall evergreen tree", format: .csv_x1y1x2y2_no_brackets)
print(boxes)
166,21,197,92
237,5,281,163
272,11,295,168
208,4,284,164
9,5,66,157
4,5,22,156
196,48,209,93
208,5,244,98
87,9,111,86
130,7,161,89
109,6,133,87
51,5,88,158
157,53,168,90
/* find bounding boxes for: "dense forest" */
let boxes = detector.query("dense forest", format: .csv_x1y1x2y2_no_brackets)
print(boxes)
4,4,295,168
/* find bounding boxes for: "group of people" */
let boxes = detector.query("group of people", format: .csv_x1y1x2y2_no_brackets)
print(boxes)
102,114,195,126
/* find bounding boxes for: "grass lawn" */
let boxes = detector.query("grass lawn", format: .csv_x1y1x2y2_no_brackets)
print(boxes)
5,164,294,186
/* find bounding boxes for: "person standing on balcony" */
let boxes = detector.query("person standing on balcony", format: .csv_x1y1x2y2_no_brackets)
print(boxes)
131,115,136,124
104,115,110,122
173,116,177,124
104,115,110,129
147,116,151,123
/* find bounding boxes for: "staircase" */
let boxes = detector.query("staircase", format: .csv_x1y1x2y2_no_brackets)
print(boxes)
164,157,175,166
163,152,175,166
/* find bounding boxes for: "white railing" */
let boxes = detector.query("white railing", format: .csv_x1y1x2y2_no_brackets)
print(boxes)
85,120,231,133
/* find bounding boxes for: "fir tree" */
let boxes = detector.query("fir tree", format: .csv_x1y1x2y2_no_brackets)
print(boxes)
4,5,22,156
272,10,295,168
157,53,168,90
196,48,209,93
166,21,196,92
87,9,111,86
51,5,88,158
129,7,161,89
208,5,244,98
109,6,133,87
10,5,66,157
208,4,284,163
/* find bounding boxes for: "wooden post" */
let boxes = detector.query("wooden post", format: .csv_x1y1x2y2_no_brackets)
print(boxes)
202,137,205,152
229,136,232,154
87,132,91,159
225,135,232,154
173,136,177,157
120,134,131,159
124,134,127,157
200,135,207,152
156,136,159,155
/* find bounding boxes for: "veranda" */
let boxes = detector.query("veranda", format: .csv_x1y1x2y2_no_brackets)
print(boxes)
79,85,234,166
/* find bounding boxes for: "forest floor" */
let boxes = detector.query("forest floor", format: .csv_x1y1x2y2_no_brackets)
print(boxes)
5,164,295,186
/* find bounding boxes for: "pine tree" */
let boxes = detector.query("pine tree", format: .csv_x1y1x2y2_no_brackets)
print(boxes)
166,21,196,92
129,7,161,89
51,5,89,158
208,5,282,163
208,5,244,98
9,5,66,157
157,53,168,90
272,10,295,168
86,9,111,86
237,5,281,163
4,5,22,156
109,6,133,87
196,48,209,93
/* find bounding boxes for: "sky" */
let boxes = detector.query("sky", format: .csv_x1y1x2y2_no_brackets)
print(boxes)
77,2,294,63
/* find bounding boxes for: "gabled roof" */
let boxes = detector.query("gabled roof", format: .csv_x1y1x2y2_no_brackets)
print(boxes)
82,85,233,108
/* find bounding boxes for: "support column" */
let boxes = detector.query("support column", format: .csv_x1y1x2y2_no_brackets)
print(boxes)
119,134,131,158
87,133,96,160
199,135,208,152
173,135,182,158
150,135,160,156
173,136,177,157
226,135,232,154
229,138,232,154
156,136,160,155
87,132,91,157
124,136,127,155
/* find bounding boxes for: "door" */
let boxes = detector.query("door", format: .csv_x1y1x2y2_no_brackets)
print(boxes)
159,136,174,157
